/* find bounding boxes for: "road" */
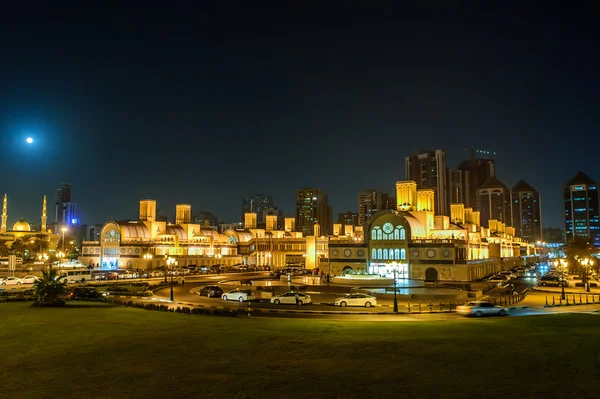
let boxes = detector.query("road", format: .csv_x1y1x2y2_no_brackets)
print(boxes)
131,269,600,319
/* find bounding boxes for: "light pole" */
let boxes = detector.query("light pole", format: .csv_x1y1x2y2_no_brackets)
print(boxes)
391,262,398,313
163,254,168,283
580,258,592,293
61,227,68,253
555,260,566,300
38,253,48,269
143,253,152,278
167,256,176,301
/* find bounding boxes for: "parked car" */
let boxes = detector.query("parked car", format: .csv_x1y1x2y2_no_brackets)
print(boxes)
70,287,106,299
538,275,567,287
271,291,312,305
334,293,377,308
498,270,517,279
198,285,224,298
221,289,255,302
20,275,41,284
456,301,508,317
0,276,23,285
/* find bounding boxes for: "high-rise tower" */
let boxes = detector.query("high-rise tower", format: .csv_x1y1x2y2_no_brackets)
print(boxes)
564,171,600,246
405,149,448,215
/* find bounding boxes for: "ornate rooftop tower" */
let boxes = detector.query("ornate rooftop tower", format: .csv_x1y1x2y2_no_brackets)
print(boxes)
41,195,48,232
1,194,7,232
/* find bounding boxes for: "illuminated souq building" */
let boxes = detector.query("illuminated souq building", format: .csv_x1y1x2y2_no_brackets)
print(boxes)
79,183,535,281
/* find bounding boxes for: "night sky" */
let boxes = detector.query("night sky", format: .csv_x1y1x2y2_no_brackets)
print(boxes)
1,2,598,230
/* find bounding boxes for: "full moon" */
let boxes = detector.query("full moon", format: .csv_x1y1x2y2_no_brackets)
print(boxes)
26,137,33,144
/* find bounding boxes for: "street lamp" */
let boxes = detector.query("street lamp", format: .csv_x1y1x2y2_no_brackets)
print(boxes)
143,253,152,278
163,254,168,283
167,256,176,301
61,227,68,253
580,258,593,293
554,259,566,300
390,262,398,313
38,253,48,268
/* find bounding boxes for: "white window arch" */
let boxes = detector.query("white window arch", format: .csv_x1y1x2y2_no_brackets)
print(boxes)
377,248,382,259
371,229,378,240
372,248,377,259
383,249,388,260
377,229,383,240
399,227,406,240
393,228,400,240
394,248,400,260
400,248,406,260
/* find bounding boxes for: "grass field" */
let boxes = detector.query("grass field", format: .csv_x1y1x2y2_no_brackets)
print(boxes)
0,303,599,399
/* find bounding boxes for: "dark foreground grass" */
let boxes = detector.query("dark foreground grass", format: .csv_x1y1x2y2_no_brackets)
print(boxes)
0,303,599,399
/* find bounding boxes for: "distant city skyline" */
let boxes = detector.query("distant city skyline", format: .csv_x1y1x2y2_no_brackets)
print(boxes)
2,3,598,234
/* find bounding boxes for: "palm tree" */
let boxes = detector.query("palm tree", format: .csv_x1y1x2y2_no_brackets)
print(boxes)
32,267,67,307
0,243,9,257
9,237,30,258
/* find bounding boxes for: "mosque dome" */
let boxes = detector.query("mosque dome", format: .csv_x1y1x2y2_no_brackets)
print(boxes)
12,219,31,232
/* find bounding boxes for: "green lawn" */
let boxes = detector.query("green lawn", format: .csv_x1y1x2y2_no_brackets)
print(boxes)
0,303,598,399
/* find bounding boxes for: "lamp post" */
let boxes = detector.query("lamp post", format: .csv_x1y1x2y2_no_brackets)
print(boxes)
391,262,398,313
61,227,68,253
555,259,566,300
38,253,48,269
167,256,176,301
581,258,592,293
163,254,168,283
143,253,152,278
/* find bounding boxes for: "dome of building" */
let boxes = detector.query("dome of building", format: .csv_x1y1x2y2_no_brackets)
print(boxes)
12,219,31,231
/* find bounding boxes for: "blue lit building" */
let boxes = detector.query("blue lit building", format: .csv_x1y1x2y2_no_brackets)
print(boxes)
511,179,542,243
564,172,600,246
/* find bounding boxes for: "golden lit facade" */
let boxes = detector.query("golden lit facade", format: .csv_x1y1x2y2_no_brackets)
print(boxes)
78,191,535,281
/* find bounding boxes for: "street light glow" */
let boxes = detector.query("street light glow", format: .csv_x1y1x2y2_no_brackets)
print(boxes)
26,137,33,144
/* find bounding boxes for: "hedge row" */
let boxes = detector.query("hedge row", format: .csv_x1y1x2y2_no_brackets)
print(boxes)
114,300,238,317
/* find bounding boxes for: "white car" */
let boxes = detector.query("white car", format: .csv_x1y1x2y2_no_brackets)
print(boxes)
20,275,41,284
221,289,255,302
487,275,509,283
456,301,508,317
1,277,23,285
271,292,312,305
334,293,377,308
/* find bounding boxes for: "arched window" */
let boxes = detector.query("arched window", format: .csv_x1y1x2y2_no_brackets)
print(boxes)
400,227,406,240
394,248,400,260
372,248,377,259
393,228,400,240
400,248,406,260
377,248,382,259
383,233,388,240
383,249,388,260
371,229,377,240
377,230,383,240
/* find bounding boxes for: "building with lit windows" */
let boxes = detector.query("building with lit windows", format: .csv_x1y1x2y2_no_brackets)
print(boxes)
405,149,448,216
295,188,332,236
337,211,358,227
564,171,600,246
511,179,542,242
478,176,512,227
357,189,394,226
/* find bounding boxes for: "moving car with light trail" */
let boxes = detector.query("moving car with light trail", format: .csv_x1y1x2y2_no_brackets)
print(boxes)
456,301,508,317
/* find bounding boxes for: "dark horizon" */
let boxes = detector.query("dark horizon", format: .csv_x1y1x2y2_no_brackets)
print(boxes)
1,2,599,231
